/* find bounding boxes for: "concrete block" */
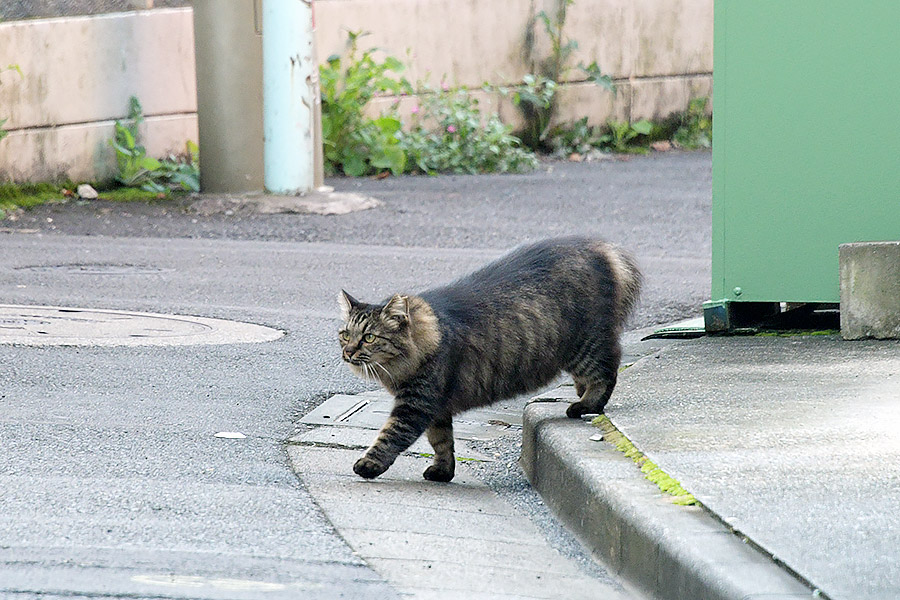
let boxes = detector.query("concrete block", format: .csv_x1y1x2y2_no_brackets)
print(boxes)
521,402,813,600
0,114,197,183
315,0,534,89
630,75,713,121
629,0,714,77
315,0,713,88
840,241,900,340
0,9,196,130
551,81,629,127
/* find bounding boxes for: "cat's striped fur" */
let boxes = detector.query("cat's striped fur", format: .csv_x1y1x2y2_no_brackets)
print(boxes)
338,237,641,481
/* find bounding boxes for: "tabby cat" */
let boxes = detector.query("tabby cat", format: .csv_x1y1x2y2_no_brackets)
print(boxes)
338,236,641,481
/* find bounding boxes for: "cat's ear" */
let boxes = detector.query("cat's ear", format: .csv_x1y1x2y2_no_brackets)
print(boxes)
339,290,360,321
381,294,409,330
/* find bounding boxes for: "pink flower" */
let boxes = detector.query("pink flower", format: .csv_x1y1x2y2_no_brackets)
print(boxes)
447,125,457,133
410,105,419,114
441,79,450,92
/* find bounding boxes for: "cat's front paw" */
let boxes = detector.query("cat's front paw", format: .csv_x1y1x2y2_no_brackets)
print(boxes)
353,455,388,479
566,400,605,419
423,464,455,483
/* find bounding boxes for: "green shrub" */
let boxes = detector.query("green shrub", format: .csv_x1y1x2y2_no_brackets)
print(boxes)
321,32,536,176
600,119,653,154
319,31,411,176
401,88,538,175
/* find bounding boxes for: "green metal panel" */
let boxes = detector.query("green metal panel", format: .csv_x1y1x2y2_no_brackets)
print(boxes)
712,1,900,304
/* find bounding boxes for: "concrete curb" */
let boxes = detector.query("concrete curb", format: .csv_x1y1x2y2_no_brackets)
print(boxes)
521,398,814,600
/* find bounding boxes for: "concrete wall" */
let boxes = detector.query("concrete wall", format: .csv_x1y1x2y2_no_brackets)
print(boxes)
0,0,712,183
0,0,190,20
0,9,198,182
317,0,713,128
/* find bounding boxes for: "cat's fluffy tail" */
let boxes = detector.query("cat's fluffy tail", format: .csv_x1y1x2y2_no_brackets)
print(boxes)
596,242,643,324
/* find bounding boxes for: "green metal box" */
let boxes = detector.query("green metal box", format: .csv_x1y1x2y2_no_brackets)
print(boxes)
711,1,900,311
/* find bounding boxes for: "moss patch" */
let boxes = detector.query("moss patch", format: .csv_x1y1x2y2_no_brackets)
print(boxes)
96,187,170,203
0,181,179,219
592,414,698,506
0,182,70,216
755,329,839,337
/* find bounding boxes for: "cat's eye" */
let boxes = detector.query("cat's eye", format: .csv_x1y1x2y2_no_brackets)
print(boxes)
363,333,376,343
339,331,349,342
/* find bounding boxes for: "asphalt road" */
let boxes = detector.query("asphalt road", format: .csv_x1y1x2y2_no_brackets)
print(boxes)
0,151,711,598
4,152,711,329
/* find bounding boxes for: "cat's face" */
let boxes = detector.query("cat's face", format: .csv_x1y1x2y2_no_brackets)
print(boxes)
338,291,410,380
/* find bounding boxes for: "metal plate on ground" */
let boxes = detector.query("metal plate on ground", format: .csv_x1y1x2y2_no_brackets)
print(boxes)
300,389,523,441
0,305,283,347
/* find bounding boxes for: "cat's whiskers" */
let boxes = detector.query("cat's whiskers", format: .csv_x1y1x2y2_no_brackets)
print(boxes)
371,361,396,386
362,362,377,386
359,362,369,384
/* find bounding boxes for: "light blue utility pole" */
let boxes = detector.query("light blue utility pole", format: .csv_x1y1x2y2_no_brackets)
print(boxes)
262,0,317,194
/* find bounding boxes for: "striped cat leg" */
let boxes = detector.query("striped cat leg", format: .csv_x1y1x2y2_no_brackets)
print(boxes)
423,413,455,482
354,399,436,479
566,337,621,418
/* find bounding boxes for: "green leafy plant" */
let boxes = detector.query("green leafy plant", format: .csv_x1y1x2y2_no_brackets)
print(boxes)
673,96,712,149
108,96,199,193
109,97,159,189
599,119,653,154
547,116,603,157
320,31,412,176
505,74,557,151
401,87,538,175
157,140,200,192
321,32,535,176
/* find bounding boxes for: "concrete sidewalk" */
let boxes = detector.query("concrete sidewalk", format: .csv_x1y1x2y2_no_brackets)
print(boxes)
522,332,900,600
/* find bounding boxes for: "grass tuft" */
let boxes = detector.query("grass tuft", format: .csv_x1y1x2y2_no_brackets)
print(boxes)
96,187,170,203
592,414,698,506
0,181,178,219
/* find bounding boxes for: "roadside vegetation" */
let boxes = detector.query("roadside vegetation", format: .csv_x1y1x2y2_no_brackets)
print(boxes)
1,96,199,219
320,16,712,177
1,0,711,217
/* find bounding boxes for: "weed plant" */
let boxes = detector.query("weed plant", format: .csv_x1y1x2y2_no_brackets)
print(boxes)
109,97,199,193
673,97,712,149
319,31,411,176
321,32,538,176
401,88,538,174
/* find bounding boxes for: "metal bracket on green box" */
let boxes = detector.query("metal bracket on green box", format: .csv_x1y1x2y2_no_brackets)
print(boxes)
702,300,781,333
